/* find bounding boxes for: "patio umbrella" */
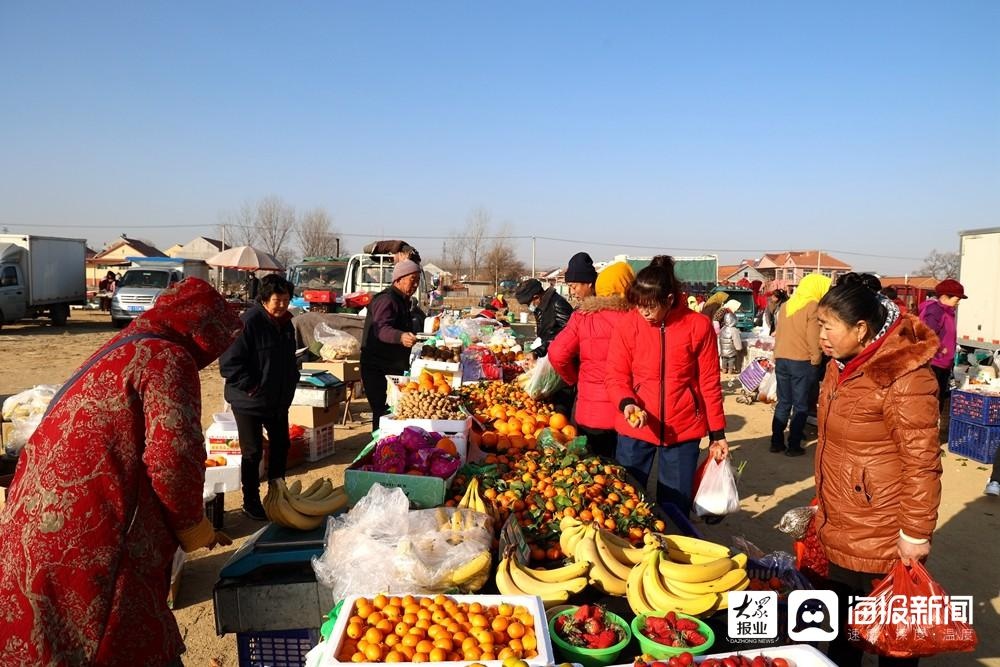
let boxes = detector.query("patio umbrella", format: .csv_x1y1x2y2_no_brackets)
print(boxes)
205,245,284,271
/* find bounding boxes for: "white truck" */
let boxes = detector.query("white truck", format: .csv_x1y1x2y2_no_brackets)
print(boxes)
0,234,87,328
110,257,211,327
957,228,1000,355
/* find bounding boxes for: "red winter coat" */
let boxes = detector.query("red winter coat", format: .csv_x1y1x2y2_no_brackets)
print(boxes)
547,295,631,431
606,307,727,446
0,279,242,667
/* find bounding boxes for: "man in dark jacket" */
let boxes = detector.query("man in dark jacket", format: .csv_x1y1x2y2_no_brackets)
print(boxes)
514,278,573,358
220,275,299,520
361,259,421,431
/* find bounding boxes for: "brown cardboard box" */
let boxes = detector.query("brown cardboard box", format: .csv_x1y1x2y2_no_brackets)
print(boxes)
288,402,341,429
303,359,362,384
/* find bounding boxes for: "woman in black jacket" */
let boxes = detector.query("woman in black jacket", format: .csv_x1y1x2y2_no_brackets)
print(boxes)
220,274,299,520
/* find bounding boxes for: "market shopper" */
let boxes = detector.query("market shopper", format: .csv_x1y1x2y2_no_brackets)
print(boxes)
0,278,237,667
771,273,831,456
918,278,967,411
548,261,636,459
99,270,117,311
514,278,573,358
564,251,598,300
220,274,300,521
605,256,729,515
814,273,941,667
360,259,420,432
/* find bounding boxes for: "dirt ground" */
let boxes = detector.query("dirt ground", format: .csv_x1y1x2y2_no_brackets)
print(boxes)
0,310,997,666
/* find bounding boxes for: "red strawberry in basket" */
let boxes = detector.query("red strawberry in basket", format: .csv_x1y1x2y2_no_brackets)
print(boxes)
675,618,698,631
573,604,592,622
683,629,707,646
590,630,619,649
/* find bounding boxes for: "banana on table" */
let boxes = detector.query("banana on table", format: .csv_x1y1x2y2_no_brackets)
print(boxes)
263,478,347,531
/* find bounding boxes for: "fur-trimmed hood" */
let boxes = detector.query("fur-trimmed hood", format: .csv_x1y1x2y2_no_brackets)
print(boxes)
848,313,938,388
574,295,630,314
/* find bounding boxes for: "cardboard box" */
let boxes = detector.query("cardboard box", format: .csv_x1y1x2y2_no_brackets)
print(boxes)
378,416,471,462
303,359,361,384
288,403,340,429
205,422,241,455
292,383,346,408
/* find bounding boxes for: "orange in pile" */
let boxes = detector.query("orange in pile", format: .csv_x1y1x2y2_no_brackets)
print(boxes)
336,594,539,663
402,370,453,395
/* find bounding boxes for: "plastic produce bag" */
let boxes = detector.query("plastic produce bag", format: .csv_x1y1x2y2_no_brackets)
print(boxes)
777,505,818,541
518,354,566,399
2,384,58,421
692,458,740,517
314,323,360,361
757,370,777,403
312,484,493,600
849,560,977,658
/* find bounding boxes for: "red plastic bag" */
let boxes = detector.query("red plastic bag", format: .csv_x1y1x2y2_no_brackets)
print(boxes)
849,560,977,658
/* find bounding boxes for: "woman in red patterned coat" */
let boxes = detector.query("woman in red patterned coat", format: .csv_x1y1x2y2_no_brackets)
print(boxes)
0,278,241,667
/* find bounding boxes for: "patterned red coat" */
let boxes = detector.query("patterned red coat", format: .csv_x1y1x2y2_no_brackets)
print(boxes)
0,279,241,666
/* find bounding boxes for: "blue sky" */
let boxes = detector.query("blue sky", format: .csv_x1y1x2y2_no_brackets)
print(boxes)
1,1,997,274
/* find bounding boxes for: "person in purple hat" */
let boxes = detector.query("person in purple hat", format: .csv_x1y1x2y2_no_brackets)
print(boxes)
918,278,967,411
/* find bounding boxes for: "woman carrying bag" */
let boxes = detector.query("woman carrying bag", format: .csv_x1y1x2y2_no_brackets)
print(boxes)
605,256,728,515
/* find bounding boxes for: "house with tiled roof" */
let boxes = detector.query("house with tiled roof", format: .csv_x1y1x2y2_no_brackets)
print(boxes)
756,251,852,292
87,235,168,291
718,261,767,285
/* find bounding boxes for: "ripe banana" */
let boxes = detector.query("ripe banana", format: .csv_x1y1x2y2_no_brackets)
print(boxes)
299,478,325,498
558,521,587,558
600,530,649,565
495,555,572,607
668,567,749,595
265,480,326,530
575,526,627,596
288,479,302,495
731,553,749,569
625,552,657,615
593,528,638,580
660,534,731,559
446,551,492,591
656,552,736,583
517,559,590,584
641,551,720,616
285,486,347,517
507,556,587,596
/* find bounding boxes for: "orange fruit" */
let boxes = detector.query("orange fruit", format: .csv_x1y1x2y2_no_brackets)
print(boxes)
435,438,458,455
548,413,568,430
494,422,510,436
436,383,452,395
506,418,522,433
561,425,577,439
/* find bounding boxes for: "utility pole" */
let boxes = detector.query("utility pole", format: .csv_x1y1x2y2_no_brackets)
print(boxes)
531,236,536,277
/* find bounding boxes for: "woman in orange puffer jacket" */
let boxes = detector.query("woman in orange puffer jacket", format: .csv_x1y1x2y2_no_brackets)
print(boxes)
548,262,636,458
606,256,729,514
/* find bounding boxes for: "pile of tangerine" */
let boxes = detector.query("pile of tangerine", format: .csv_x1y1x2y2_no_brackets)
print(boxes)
337,594,540,663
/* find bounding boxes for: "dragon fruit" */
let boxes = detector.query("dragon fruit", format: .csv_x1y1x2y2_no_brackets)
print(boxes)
372,436,406,474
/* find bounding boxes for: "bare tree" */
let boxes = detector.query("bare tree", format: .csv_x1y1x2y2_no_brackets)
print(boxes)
464,208,491,281
920,250,960,280
442,237,467,280
297,208,342,257
255,196,297,266
218,200,258,247
483,225,526,291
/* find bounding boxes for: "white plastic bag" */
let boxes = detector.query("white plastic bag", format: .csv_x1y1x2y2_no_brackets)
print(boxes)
757,370,777,403
519,354,566,399
314,323,360,360
692,458,740,517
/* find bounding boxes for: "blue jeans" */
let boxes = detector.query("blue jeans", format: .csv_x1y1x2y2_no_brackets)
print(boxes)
615,435,701,514
773,358,817,450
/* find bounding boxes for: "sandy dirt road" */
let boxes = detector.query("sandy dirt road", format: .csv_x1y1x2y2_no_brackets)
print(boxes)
1,310,997,665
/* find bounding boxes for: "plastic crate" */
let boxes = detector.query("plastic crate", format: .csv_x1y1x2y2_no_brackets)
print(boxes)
948,418,1000,464
306,424,336,462
949,390,1000,426
236,628,319,667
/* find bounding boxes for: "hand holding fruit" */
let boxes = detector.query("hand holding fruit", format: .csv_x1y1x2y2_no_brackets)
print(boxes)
400,332,417,348
624,404,647,428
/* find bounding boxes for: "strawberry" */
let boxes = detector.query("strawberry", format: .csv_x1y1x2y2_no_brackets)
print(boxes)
675,618,698,631
591,630,619,648
683,630,706,646
666,611,677,625
573,604,592,622
584,618,603,635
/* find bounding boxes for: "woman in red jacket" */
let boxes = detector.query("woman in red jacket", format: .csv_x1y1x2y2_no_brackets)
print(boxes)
606,256,729,513
548,261,636,458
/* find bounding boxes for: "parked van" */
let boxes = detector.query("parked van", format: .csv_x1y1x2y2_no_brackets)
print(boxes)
110,257,209,327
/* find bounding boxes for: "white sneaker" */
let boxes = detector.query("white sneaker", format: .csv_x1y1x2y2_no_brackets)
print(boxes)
985,480,1000,497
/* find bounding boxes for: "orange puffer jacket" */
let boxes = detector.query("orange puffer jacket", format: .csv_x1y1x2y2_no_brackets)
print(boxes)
814,314,942,574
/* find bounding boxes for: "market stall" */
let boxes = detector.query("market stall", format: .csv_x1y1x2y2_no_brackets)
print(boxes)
208,313,863,667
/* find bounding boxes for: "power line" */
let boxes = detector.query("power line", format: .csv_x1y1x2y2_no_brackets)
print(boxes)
20,223,926,262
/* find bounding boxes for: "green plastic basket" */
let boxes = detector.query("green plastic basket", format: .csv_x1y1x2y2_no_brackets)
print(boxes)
549,608,631,667
631,612,715,659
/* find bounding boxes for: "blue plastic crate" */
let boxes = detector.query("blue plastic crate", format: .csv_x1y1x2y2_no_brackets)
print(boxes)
947,419,1000,464
949,390,1000,426
237,628,319,667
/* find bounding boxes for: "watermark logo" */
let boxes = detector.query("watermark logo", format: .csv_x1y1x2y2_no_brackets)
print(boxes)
788,589,839,641
846,594,975,642
727,590,778,641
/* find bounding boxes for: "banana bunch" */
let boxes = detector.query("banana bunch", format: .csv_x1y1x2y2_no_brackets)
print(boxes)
626,533,749,617
560,518,643,596
263,478,347,531
435,506,490,545
442,550,492,592
456,477,498,524
495,548,590,607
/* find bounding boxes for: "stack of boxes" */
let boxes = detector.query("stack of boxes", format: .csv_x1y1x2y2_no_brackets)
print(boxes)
948,389,1000,463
